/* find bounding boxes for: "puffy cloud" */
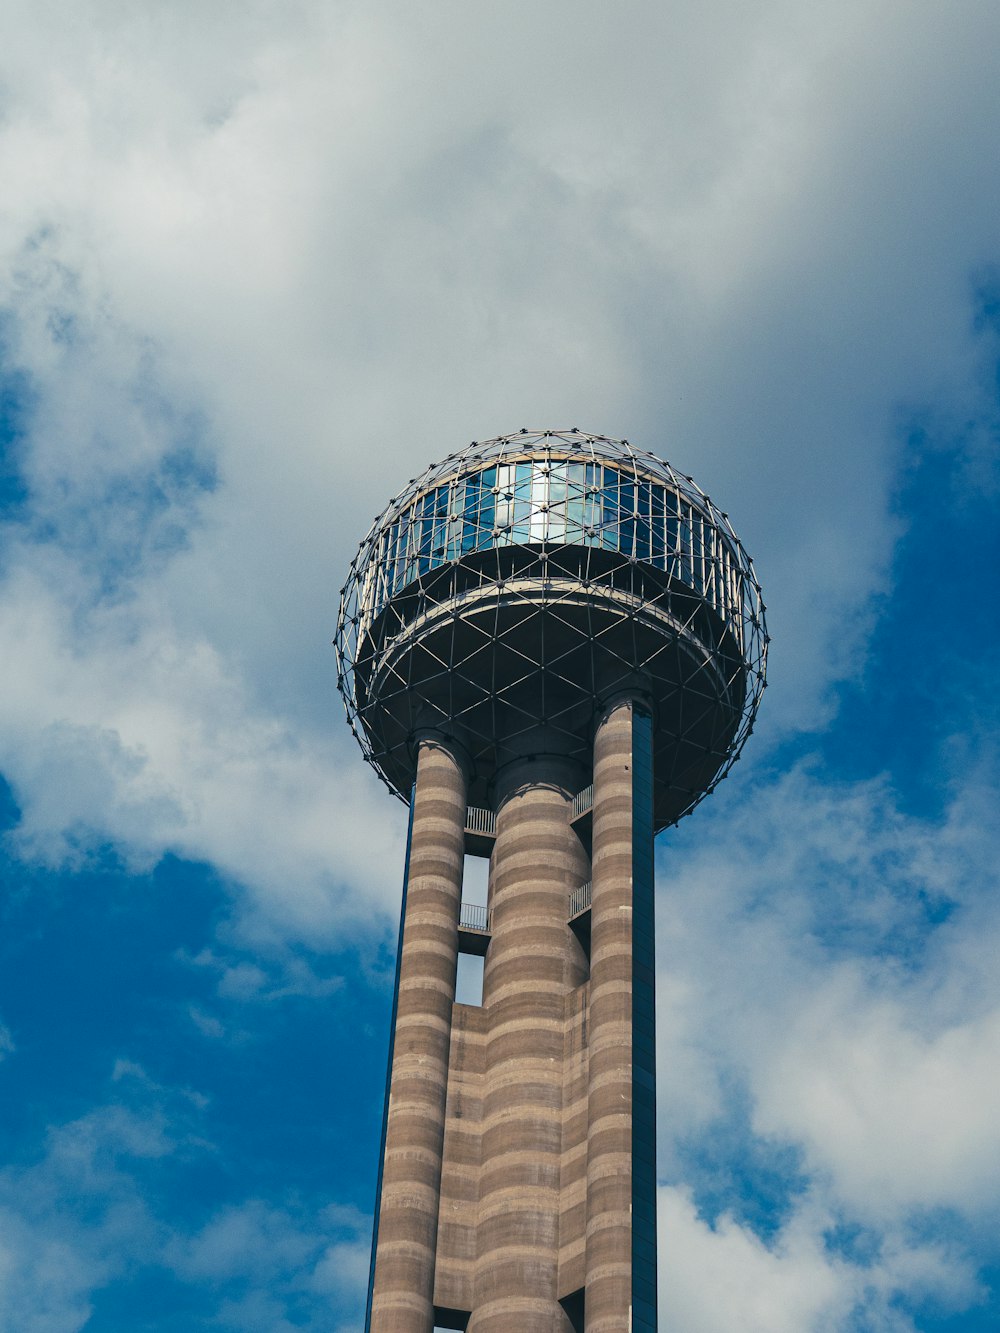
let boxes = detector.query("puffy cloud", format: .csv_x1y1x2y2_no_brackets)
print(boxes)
757,990,1000,1219
0,555,405,943
658,1186,982,1333
654,750,1000,1322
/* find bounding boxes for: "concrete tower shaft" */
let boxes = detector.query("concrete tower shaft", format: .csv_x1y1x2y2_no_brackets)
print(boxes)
368,736,467,1329
469,760,589,1332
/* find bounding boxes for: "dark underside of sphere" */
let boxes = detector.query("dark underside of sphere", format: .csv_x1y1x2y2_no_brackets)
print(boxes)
352,545,747,828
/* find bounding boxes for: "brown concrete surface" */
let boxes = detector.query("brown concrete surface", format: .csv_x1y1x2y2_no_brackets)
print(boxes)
586,700,636,1333
369,735,468,1333
434,1002,486,1316
370,709,649,1332
466,758,590,1333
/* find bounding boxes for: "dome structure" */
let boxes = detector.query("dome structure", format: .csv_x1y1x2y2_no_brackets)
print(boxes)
335,428,767,830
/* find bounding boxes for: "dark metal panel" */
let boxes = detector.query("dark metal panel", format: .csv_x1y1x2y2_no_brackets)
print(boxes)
632,707,659,1331
364,784,416,1333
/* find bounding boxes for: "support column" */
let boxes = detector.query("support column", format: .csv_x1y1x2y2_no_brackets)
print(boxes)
368,733,468,1333
469,757,590,1333
586,698,657,1332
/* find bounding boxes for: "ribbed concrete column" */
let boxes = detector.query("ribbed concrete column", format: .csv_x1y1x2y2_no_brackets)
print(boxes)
369,734,468,1333
586,700,635,1332
468,757,589,1333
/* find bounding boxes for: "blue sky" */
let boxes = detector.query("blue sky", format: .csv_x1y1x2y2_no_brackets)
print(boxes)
0,2,998,1329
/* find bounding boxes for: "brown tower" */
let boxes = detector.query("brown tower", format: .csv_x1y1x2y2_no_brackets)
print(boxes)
335,431,767,1332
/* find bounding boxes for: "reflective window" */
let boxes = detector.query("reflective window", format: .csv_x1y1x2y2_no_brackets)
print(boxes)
366,456,742,637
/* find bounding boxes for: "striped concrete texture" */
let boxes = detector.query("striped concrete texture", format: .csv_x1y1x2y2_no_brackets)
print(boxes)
369,736,468,1333
369,706,650,1332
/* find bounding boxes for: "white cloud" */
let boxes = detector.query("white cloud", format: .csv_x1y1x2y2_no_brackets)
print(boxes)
751,973,1000,1221
0,0,997,920
658,1185,982,1333
654,751,1000,1320
167,1199,317,1282
0,556,405,944
188,947,346,1003
0,1216,99,1333
310,1237,370,1298
659,1186,846,1333
164,1197,371,1330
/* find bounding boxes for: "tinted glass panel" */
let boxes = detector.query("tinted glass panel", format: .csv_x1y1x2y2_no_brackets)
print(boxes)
366,457,737,644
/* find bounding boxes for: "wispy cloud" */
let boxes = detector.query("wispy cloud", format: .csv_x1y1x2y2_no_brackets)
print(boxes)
0,1062,370,1332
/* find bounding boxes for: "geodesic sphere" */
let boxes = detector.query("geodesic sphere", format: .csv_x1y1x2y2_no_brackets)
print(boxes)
335,429,767,829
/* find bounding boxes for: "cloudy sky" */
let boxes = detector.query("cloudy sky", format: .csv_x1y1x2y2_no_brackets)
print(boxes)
0,1,998,1329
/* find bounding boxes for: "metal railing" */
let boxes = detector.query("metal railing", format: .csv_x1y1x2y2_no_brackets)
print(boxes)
568,881,592,920
459,903,490,933
571,785,594,821
465,806,497,837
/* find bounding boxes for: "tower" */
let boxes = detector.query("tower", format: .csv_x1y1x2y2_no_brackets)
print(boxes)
336,430,767,1333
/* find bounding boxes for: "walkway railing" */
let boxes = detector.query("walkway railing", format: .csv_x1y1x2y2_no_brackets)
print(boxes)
465,806,497,838
568,880,592,920
571,785,594,821
459,902,490,933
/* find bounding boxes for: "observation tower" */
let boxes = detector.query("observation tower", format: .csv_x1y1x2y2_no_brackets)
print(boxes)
336,429,767,1333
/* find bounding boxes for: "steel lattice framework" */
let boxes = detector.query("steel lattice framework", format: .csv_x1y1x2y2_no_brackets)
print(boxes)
335,429,767,830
